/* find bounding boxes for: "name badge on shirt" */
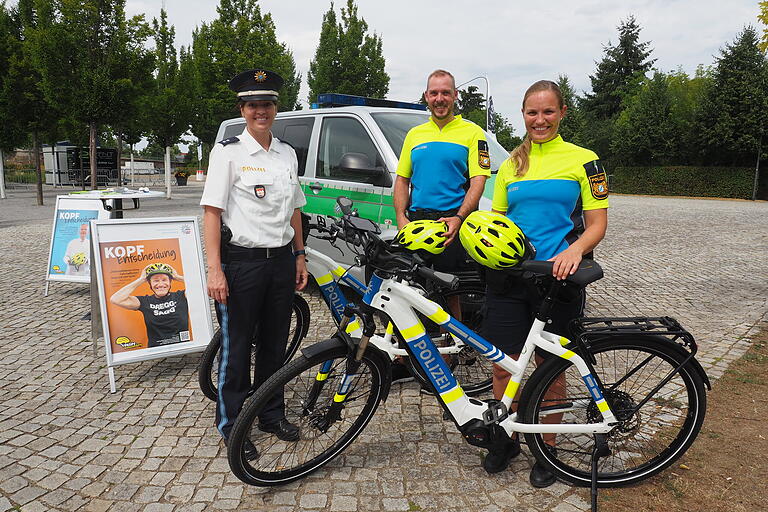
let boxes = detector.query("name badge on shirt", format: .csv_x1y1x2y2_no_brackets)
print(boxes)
254,185,266,198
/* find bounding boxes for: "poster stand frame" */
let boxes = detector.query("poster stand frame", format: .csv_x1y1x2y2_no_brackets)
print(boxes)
90,216,213,393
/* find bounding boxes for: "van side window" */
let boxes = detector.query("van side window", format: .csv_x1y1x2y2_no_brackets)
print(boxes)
222,123,245,140
272,118,315,176
317,117,385,183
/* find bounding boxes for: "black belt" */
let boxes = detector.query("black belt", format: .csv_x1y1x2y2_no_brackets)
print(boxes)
409,208,458,221
226,243,291,260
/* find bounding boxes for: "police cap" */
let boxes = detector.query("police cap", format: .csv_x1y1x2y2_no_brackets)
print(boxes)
229,69,284,102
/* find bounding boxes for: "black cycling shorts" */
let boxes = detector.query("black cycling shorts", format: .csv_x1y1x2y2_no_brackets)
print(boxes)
481,270,585,356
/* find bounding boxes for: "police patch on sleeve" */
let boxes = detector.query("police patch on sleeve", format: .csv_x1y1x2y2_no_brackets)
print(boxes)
583,160,608,200
478,140,491,170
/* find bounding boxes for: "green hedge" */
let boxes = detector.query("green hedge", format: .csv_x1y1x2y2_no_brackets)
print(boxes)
610,166,754,199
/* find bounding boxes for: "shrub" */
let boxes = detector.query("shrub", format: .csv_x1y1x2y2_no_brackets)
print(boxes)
610,166,754,199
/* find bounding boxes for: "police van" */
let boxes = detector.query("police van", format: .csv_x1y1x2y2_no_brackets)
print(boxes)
214,94,510,278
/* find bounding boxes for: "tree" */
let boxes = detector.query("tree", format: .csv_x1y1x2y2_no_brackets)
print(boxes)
556,74,586,146
0,1,25,154
109,15,154,185
307,0,389,103
4,0,63,203
611,72,676,165
759,1,768,52
694,26,768,165
30,0,142,189
188,0,301,162
145,9,192,196
581,16,656,159
582,16,656,120
456,86,485,116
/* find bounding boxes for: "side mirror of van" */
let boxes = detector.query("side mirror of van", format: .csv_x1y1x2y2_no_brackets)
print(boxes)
338,152,392,187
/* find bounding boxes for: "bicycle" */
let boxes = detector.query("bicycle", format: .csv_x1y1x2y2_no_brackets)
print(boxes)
198,214,494,401
227,197,710,509
197,293,311,401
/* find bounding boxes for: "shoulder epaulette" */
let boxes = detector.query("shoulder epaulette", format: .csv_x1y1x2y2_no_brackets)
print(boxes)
218,136,240,146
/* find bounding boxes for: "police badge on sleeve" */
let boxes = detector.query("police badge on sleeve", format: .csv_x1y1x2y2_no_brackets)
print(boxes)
254,185,266,198
583,160,609,200
478,140,491,170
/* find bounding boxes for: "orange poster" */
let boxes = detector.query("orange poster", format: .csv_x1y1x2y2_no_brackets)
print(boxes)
99,238,193,353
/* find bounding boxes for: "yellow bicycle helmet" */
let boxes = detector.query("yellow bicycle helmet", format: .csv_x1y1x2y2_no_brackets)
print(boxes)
145,262,174,280
394,220,448,255
459,211,534,269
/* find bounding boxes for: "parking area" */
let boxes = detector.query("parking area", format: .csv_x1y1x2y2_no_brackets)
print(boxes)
1,186,766,511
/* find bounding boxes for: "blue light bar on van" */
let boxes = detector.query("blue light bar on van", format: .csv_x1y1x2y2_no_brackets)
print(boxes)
313,93,427,111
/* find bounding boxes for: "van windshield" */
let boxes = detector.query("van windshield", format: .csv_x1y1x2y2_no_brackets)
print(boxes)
370,112,510,173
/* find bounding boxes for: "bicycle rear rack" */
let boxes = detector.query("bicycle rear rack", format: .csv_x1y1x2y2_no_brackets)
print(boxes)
572,316,697,354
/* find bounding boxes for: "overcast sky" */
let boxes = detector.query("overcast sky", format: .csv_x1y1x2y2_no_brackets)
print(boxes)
126,0,763,138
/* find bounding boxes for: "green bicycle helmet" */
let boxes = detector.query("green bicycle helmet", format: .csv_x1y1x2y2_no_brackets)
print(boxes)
145,262,174,280
459,211,534,269
394,220,448,255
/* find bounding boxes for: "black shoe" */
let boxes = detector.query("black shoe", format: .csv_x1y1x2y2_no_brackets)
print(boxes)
243,439,258,461
259,419,300,441
391,362,414,384
530,447,557,488
483,436,521,474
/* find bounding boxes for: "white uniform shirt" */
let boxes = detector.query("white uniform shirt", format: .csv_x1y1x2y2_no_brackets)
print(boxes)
200,128,306,248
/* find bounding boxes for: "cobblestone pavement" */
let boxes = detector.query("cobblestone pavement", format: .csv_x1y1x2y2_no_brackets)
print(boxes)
1,184,766,511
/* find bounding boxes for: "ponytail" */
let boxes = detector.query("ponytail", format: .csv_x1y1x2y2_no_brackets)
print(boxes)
510,135,532,177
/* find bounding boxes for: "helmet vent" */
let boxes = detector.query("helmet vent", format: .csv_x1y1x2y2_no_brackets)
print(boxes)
474,247,487,259
412,226,424,234
487,228,500,238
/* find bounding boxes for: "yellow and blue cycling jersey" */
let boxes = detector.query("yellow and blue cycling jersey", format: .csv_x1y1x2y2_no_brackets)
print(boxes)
492,135,609,261
397,115,491,211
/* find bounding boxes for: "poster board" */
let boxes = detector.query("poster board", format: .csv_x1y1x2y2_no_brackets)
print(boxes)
46,196,109,284
91,217,213,369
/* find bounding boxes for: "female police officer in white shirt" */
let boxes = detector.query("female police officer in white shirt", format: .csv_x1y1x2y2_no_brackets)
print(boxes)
200,69,308,454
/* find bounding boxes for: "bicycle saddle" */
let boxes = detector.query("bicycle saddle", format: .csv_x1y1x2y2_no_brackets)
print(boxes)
520,259,604,287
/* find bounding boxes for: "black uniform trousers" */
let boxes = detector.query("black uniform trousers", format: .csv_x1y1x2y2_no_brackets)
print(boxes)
215,245,294,439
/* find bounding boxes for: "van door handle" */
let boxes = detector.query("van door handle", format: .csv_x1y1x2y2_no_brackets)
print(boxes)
309,183,323,192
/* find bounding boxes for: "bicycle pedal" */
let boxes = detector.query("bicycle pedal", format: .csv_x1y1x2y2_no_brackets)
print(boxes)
482,399,508,425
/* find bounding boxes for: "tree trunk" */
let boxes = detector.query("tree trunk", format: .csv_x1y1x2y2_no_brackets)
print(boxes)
165,145,172,199
0,149,6,199
130,144,135,186
116,131,123,186
33,132,44,206
89,121,97,190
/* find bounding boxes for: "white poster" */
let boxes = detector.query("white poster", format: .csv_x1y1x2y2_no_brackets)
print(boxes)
91,217,213,367
46,196,109,283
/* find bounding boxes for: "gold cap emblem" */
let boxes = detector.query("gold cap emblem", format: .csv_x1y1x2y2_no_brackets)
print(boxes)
254,70,267,82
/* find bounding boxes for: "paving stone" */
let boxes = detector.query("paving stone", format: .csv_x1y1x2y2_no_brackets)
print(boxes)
299,493,329,509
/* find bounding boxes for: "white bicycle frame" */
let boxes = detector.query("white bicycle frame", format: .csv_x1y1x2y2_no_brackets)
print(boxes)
304,246,474,359
361,272,618,436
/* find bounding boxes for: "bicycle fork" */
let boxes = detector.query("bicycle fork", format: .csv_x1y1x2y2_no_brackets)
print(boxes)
303,306,378,431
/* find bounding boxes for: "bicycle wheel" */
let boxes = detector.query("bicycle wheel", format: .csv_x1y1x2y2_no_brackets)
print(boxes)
198,293,311,401
228,340,387,486
518,337,707,487
408,285,493,395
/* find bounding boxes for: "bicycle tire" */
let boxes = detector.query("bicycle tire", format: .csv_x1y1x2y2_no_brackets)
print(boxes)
518,336,707,487
228,340,387,486
406,285,493,395
197,293,311,402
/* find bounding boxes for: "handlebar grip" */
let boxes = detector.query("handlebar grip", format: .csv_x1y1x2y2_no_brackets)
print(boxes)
417,266,460,290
